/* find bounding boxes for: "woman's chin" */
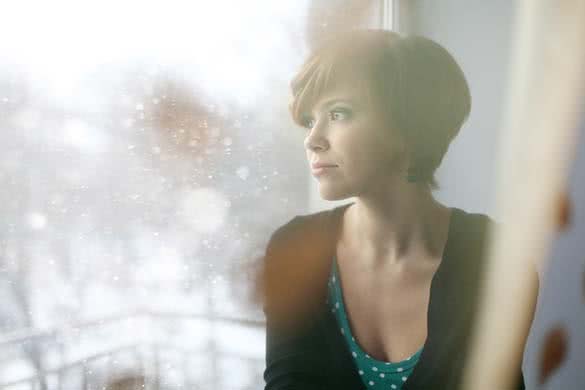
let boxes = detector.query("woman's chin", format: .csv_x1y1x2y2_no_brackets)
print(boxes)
318,185,352,201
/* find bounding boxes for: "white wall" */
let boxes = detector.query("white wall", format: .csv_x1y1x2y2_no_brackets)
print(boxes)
398,0,516,218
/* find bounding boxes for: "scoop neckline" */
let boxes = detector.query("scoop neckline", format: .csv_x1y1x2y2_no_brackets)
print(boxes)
329,258,424,372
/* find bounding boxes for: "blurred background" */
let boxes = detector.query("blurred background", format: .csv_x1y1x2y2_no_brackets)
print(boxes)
0,1,583,389
0,1,379,388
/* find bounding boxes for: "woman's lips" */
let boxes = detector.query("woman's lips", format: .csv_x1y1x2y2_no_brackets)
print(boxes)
311,164,338,176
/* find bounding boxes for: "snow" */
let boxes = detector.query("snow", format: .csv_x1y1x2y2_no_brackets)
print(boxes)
177,188,229,234
0,1,311,388
26,213,47,231
62,119,109,154
236,167,250,180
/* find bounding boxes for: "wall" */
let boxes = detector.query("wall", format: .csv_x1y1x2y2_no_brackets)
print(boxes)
398,0,516,218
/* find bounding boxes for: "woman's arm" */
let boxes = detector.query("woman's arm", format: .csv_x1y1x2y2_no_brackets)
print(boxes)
263,311,328,390
259,217,332,390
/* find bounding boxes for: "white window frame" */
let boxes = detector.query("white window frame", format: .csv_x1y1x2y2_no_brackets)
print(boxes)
381,0,397,30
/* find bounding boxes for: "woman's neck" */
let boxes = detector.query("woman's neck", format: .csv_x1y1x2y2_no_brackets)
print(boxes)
340,187,451,268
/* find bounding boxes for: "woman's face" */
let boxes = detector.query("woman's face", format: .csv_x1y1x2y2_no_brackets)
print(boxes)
302,79,407,200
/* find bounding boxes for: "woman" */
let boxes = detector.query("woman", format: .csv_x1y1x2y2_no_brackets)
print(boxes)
258,29,534,389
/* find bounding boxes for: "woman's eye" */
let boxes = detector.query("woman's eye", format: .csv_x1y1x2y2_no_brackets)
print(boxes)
303,118,315,129
329,109,350,121
302,108,349,129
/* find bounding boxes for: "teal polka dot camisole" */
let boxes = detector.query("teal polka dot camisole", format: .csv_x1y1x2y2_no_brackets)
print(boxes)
327,257,423,389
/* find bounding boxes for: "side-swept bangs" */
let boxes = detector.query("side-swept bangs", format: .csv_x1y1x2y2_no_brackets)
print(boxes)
289,32,386,127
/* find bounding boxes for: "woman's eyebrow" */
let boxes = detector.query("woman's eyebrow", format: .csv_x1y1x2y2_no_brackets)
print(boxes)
312,98,356,114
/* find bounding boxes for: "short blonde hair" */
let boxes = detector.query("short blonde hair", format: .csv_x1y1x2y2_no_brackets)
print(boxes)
290,29,471,191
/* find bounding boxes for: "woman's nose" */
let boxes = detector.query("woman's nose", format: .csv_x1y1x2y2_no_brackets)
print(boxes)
303,122,329,152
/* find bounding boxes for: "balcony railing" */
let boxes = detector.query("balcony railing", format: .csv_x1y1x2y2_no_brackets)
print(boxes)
0,310,265,390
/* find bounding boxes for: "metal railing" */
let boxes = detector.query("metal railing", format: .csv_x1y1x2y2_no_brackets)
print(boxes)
0,310,265,390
